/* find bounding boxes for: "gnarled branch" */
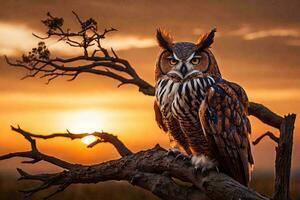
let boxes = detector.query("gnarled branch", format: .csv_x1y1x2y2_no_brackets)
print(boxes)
4,11,154,95
13,126,132,157
0,127,268,200
252,131,279,145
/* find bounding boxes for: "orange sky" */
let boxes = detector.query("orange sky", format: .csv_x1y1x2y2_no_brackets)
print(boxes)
0,0,299,174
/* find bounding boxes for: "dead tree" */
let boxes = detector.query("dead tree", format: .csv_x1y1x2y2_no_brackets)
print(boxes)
1,12,296,200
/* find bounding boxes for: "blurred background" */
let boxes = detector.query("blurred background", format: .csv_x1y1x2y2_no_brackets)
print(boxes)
0,0,299,199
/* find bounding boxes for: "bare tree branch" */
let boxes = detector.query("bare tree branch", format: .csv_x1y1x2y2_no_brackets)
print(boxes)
248,102,283,129
12,126,132,157
4,11,154,95
252,131,279,145
0,126,76,170
0,127,268,200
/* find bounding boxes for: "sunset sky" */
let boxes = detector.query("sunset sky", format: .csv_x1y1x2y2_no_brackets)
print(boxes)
0,0,299,175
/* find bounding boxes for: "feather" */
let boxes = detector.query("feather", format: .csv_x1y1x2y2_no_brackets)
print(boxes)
196,28,217,52
199,81,253,186
154,101,168,132
156,28,173,52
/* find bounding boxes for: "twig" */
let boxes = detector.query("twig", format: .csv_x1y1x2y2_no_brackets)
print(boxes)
0,126,76,170
252,131,279,145
11,126,132,157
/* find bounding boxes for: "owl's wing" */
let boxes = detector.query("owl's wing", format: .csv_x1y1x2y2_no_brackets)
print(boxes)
199,80,254,186
154,100,168,132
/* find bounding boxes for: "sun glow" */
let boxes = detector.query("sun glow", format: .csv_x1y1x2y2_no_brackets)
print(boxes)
81,135,97,145
59,109,105,145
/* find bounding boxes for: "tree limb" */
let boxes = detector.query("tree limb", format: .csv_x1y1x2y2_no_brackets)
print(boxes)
0,127,268,200
252,131,279,145
12,126,132,157
4,11,154,95
0,126,76,170
248,102,283,129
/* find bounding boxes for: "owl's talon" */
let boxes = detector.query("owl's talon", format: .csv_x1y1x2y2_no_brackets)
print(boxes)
175,153,187,160
166,148,181,157
183,155,192,162
183,155,193,166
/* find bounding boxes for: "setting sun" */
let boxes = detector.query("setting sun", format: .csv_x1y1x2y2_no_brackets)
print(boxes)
59,109,105,145
81,135,97,145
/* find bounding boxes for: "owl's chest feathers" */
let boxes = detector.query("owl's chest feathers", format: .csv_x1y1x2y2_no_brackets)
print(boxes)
155,76,215,121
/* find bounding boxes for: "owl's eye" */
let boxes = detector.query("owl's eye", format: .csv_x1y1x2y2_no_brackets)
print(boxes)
169,58,178,66
190,57,200,65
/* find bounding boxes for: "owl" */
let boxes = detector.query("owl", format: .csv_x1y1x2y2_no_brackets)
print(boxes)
154,28,254,186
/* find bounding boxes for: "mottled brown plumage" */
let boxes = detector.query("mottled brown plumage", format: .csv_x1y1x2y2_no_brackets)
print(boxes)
199,81,254,185
154,28,253,186
154,101,168,132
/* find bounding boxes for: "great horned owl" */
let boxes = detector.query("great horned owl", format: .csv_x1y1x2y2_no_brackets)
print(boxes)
154,28,254,186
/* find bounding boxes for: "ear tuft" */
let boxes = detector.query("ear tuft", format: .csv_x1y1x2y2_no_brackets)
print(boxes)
156,28,173,51
196,28,217,52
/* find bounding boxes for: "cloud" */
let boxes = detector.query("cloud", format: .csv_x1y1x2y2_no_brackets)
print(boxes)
0,22,38,55
243,29,300,40
102,36,156,50
0,22,156,56
227,25,300,46
228,25,252,37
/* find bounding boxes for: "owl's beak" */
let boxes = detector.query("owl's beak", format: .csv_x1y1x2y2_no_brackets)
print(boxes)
167,63,192,80
180,64,188,77
167,70,183,80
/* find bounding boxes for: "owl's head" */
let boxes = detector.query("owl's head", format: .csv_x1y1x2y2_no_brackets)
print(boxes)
155,28,221,81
